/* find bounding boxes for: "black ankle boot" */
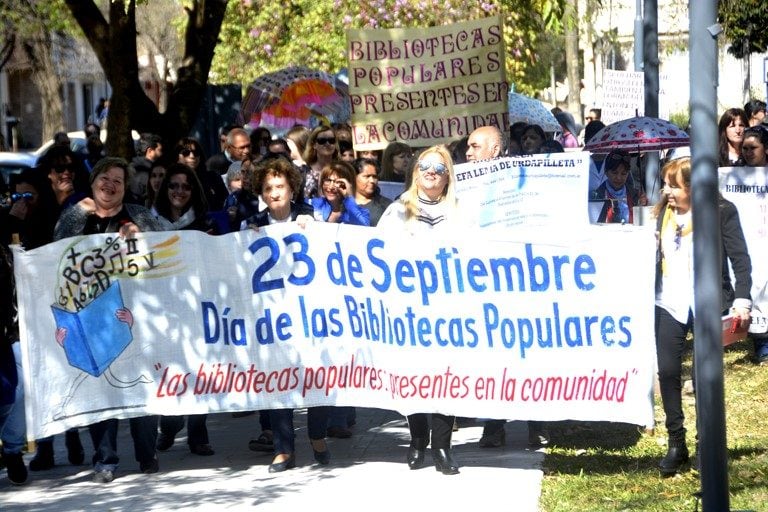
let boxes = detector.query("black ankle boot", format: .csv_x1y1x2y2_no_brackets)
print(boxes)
4,452,28,485
407,437,427,470
659,439,689,476
29,440,54,472
432,448,459,475
65,429,84,465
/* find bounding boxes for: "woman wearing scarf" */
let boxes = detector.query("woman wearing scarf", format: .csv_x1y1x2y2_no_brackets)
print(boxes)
652,157,752,476
595,149,648,223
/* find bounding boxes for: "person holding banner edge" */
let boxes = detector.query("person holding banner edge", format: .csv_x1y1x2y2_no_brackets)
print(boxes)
377,144,460,475
653,156,752,476
464,125,549,449
242,157,328,472
54,157,171,483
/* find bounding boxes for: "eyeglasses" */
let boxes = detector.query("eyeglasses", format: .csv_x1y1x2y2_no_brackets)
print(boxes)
52,164,72,173
11,192,33,202
169,182,192,192
417,160,448,175
316,137,336,145
180,148,198,157
322,178,346,187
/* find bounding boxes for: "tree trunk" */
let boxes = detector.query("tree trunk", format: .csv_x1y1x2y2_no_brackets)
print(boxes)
564,0,581,117
64,0,229,159
23,32,65,142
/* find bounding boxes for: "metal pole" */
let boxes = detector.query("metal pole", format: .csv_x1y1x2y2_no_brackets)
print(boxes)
689,1,731,510
634,0,643,72
643,0,660,202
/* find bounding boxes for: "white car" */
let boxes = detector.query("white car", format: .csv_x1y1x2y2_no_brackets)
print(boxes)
0,129,141,186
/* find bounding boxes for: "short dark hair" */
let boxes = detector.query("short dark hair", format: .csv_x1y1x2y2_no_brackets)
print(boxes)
251,157,303,197
744,99,767,119
138,133,163,155
353,157,381,175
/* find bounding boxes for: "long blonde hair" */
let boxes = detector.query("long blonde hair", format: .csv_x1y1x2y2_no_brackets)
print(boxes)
401,144,457,222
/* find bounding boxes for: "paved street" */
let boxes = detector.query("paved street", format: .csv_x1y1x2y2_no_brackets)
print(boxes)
0,408,543,511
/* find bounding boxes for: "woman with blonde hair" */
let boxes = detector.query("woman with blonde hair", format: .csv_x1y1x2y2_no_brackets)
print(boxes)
302,125,339,199
378,145,458,234
652,156,752,476
376,144,460,474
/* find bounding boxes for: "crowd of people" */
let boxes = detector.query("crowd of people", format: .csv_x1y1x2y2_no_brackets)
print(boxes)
1,96,767,485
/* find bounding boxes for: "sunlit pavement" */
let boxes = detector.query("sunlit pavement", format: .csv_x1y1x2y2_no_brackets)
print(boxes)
0,408,543,511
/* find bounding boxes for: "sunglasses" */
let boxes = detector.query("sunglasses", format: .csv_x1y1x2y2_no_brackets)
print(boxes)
11,192,34,202
316,137,336,145
52,164,72,173
417,160,448,175
169,182,192,192
180,148,198,157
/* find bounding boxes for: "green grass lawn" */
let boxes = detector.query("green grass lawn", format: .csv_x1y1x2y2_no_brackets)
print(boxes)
539,339,768,512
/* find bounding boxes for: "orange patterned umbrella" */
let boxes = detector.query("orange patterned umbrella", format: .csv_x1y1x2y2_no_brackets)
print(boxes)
238,66,349,129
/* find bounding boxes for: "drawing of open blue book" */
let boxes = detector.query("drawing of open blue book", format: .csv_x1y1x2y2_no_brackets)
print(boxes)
51,281,133,377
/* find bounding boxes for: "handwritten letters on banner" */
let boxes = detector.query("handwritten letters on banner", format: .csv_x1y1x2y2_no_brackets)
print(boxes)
346,16,509,149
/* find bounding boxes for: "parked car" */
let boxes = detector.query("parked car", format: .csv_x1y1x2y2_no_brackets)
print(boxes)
0,151,37,187
0,129,141,186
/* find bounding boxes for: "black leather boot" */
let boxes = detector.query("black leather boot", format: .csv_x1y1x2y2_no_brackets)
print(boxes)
659,438,689,476
29,440,55,471
65,429,84,465
432,448,459,475
406,437,427,470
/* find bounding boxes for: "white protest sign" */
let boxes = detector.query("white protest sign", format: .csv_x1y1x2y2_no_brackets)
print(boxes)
14,223,655,439
719,166,768,333
602,69,644,125
453,153,590,229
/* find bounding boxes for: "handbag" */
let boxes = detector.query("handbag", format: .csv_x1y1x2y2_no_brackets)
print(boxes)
722,315,750,346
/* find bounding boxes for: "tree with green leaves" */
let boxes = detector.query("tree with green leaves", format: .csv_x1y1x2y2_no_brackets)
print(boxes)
719,0,768,58
0,1,73,142
212,0,566,96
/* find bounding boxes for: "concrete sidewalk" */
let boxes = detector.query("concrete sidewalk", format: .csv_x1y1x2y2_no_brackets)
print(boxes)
0,408,543,511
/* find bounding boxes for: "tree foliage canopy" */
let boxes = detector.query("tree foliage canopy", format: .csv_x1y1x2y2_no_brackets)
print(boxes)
719,0,768,58
212,0,565,95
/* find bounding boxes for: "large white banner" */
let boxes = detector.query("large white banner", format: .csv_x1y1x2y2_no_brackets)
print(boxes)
14,223,656,439
719,166,768,333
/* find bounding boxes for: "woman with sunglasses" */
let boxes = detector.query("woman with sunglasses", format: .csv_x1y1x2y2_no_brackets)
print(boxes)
174,137,228,211
303,126,339,199
377,145,460,475
41,145,90,210
152,164,217,457
153,163,218,234
741,125,768,167
652,157,752,476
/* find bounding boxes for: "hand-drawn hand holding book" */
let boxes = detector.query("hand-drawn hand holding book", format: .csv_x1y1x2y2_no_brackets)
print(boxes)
50,281,132,377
